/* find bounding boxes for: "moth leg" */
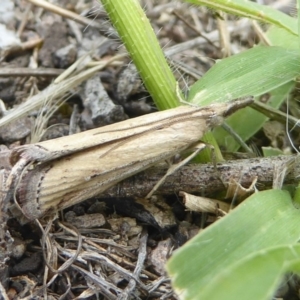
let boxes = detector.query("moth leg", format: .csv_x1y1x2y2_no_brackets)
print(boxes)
175,81,192,106
175,82,198,107
146,142,211,199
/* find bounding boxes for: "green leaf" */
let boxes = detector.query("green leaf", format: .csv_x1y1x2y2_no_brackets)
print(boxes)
167,190,300,300
198,244,300,300
267,26,299,50
100,0,179,110
188,46,300,105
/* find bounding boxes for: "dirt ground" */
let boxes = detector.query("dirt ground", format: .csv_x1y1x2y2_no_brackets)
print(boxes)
0,0,296,299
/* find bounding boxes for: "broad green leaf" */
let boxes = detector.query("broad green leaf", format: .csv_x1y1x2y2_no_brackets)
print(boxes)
186,0,297,36
198,244,300,300
267,26,299,50
167,190,300,300
188,46,300,105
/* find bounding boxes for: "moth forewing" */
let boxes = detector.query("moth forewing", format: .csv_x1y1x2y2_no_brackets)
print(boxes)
10,100,246,164
10,98,253,220
10,105,208,164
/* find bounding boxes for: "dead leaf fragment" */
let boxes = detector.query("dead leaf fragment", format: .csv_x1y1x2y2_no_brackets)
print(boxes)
180,191,230,213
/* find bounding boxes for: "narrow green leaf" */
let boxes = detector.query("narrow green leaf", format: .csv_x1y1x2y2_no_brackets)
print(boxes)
188,46,300,105
100,0,178,110
167,190,300,300
266,27,299,50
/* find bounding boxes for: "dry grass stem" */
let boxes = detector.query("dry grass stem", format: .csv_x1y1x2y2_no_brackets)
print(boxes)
0,53,127,129
27,0,102,29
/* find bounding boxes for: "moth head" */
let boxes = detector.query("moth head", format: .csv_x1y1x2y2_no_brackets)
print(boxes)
207,114,224,128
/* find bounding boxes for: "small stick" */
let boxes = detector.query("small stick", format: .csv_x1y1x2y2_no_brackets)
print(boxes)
98,154,299,198
123,231,148,299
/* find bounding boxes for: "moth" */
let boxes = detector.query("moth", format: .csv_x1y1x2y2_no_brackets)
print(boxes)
3,98,253,220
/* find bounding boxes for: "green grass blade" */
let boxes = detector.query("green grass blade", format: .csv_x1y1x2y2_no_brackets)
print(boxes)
267,26,299,49
100,0,179,110
167,190,300,300
197,245,300,300
186,0,297,36
188,46,300,106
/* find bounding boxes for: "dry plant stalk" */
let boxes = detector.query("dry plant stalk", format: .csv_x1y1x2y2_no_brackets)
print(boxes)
3,98,253,220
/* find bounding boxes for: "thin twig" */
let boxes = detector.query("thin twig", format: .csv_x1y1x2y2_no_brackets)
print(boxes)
0,68,63,77
71,264,121,300
123,230,148,299
99,155,300,198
